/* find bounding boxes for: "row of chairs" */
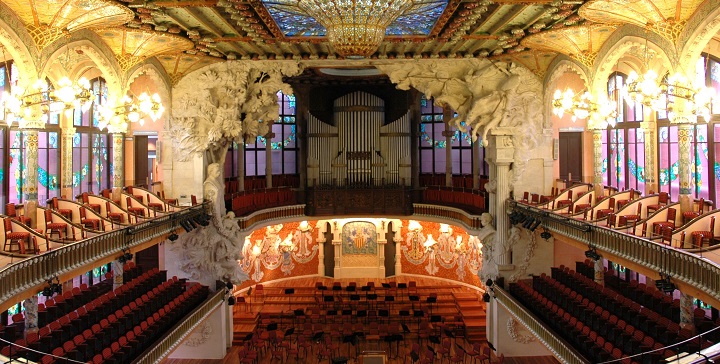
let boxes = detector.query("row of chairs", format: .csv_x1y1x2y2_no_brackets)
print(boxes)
230,187,296,216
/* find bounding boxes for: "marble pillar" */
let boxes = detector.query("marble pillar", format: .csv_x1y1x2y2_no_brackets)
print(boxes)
112,133,124,200
443,126,453,187
593,258,604,286
472,136,481,190
677,123,693,213
23,296,38,335
265,130,274,188
24,130,39,227
317,236,325,276
394,229,403,275
592,129,604,198
641,120,657,194
486,129,516,267
679,291,696,333
61,127,76,200
112,259,124,290
238,142,245,191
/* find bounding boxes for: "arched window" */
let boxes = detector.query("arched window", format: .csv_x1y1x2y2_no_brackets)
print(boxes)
244,91,297,180
602,72,645,191
72,77,112,196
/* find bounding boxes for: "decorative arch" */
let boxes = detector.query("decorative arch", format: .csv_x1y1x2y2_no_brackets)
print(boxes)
125,59,172,110
543,57,591,125
591,31,674,96
677,0,720,72
0,7,38,86
40,33,122,97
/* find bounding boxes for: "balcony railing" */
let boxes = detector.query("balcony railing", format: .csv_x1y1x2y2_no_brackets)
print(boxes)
493,286,590,364
508,200,720,303
0,203,208,306
134,289,225,364
413,203,483,230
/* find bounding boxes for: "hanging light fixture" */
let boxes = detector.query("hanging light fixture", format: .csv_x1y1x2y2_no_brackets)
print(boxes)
623,34,714,123
96,92,165,132
2,76,93,128
552,89,619,127
297,0,413,58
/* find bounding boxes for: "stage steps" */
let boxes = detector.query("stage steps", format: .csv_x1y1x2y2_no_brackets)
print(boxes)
454,292,487,343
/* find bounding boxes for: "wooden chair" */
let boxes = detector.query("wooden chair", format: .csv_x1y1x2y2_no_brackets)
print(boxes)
125,197,146,224
49,197,72,220
4,217,33,254
652,208,677,237
691,216,715,248
79,207,101,231
596,198,615,220
646,192,669,214
6,203,31,225
619,202,642,227
147,193,164,214
683,198,707,224
105,201,125,228
44,209,69,241
191,195,198,206
81,193,101,213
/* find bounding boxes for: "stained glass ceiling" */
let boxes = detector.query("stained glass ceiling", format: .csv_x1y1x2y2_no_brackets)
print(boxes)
262,0,448,37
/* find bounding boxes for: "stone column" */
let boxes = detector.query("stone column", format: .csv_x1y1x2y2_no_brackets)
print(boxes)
112,259,124,290
61,127,76,200
591,129,605,198
23,296,38,336
24,129,39,227
485,128,516,267
443,121,453,187
265,130,274,188
641,119,657,194
472,137,481,189
394,228,403,275
679,291,696,333
677,123,693,213
238,142,245,191
594,258,604,286
112,133,124,195
317,231,325,277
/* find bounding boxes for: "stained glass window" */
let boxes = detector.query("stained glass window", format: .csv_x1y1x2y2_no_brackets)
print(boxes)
244,91,297,178
419,95,446,176
658,126,680,197
72,77,112,195
9,131,25,204
37,131,59,203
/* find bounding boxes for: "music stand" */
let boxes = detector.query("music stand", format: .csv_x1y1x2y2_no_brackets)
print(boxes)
409,295,420,310
267,322,278,331
285,288,295,309
312,331,324,343
361,285,371,292
367,293,377,310
284,327,295,339
381,283,391,289
430,315,441,323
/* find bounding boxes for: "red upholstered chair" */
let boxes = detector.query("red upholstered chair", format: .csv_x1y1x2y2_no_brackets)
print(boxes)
4,217,33,254
691,216,715,248
555,190,573,210
106,201,125,228
646,192,669,214
50,197,72,220
126,197,146,223
161,191,177,205
147,193,164,214
683,198,707,223
596,198,615,220
45,209,70,241
81,193,101,213
191,195,198,206
79,207,101,231
653,208,677,236
6,203,31,225
102,189,121,205
619,202,642,227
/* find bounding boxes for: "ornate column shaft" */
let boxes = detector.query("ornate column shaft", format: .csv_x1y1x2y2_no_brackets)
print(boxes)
24,130,39,227
641,119,657,195
592,129,604,198
112,260,124,290
23,296,38,335
593,258,604,286
61,127,76,199
486,128,516,267
265,130,274,188
472,137,481,189
112,133,124,189
677,123,693,213
394,229,403,275
238,142,245,191
317,232,325,276
443,122,453,187
679,291,696,333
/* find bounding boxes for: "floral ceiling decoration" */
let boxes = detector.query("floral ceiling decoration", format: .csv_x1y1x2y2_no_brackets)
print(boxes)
241,222,319,282
94,28,194,74
155,53,223,86
521,23,618,69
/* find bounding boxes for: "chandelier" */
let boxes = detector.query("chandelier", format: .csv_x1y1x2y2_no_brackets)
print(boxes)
97,92,165,133
625,70,714,122
552,89,619,128
297,0,413,58
2,77,93,128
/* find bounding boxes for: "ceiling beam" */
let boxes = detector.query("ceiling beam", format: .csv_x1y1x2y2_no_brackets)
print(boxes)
150,0,218,8
487,4,527,35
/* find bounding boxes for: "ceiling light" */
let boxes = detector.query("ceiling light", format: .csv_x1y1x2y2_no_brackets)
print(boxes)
298,0,413,58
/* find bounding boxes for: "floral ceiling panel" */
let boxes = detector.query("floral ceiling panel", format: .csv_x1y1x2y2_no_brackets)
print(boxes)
578,0,705,27
262,0,448,36
521,24,618,68
3,0,133,31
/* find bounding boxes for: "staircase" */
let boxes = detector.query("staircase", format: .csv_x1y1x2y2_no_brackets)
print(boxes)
454,292,487,343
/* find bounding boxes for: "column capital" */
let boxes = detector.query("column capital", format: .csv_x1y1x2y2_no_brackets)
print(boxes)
62,126,76,137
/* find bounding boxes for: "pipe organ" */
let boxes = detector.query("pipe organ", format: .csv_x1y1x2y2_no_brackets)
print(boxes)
307,91,411,187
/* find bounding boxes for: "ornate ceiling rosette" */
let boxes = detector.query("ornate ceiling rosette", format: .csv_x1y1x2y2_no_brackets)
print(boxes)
490,50,557,80
155,53,223,86
521,23,617,69
94,28,194,73
3,0,134,52
578,0,705,44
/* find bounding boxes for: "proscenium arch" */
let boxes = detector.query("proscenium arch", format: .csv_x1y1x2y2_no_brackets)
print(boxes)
590,32,674,97
677,0,720,73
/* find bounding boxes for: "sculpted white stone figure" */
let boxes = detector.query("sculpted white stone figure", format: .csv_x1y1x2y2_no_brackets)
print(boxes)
203,163,223,218
477,212,499,283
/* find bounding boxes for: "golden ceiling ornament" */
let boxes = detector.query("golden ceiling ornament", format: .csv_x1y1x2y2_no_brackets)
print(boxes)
155,53,223,86
520,23,618,69
297,0,414,58
578,0,702,44
94,28,195,73
3,0,134,51
491,50,557,80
